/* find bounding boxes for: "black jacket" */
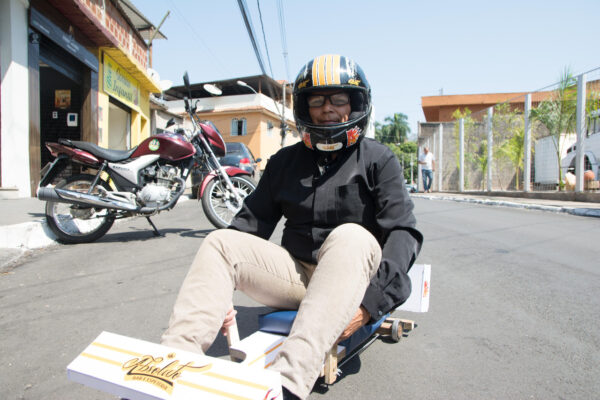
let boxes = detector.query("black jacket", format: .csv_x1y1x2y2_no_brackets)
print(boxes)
230,138,423,321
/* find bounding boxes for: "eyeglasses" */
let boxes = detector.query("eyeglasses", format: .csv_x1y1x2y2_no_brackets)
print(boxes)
307,92,350,108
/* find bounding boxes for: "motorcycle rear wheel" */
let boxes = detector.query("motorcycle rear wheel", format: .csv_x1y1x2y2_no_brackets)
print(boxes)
45,174,116,244
201,175,256,229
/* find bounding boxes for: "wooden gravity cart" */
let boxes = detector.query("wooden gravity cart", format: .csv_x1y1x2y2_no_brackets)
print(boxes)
228,264,431,384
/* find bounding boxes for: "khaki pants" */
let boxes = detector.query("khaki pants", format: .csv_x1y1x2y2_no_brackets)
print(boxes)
161,223,381,399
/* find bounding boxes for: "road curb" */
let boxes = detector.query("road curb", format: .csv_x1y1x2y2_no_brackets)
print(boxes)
0,220,57,250
0,220,57,271
0,196,196,270
567,208,600,217
416,194,600,217
0,195,193,250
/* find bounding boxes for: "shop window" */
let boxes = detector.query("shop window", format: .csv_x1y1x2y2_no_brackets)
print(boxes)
108,99,131,150
231,118,247,136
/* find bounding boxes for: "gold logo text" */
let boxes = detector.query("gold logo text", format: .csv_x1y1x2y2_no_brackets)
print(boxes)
297,79,310,89
122,353,211,394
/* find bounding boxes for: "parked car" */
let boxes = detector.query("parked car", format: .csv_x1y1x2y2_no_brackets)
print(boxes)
561,109,600,183
190,142,261,199
219,142,262,180
404,179,417,193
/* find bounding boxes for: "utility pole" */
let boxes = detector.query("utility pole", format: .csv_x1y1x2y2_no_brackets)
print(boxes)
147,11,170,69
575,73,587,192
280,82,287,147
410,154,414,184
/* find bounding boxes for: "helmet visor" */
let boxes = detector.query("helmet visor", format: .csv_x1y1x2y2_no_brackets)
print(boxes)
307,92,350,108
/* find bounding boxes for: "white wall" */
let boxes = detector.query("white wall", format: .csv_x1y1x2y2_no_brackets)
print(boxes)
366,106,376,139
167,93,293,121
534,134,577,184
1,0,31,197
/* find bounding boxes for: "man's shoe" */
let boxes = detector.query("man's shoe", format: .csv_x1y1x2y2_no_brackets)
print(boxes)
282,386,300,400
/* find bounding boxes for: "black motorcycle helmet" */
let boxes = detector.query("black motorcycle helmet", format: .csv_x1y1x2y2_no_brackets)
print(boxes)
293,54,372,153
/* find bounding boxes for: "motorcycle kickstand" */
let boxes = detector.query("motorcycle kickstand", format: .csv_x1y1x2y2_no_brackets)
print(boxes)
146,217,163,237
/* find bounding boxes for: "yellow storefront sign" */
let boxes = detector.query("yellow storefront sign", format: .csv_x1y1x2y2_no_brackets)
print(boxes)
103,53,140,110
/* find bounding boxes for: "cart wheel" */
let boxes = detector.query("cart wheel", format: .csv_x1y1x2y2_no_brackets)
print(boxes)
391,319,401,342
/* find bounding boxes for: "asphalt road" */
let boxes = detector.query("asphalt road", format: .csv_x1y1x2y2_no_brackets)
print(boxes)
1,197,599,399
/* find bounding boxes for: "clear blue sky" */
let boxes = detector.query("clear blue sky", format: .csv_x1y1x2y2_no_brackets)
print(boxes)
136,0,600,140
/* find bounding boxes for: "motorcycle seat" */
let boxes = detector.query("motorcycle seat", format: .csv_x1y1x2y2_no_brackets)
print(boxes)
59,139,137,162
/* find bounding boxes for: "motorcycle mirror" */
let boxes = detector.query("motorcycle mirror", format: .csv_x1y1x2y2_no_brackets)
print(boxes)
183,71,190,88
182,72,192,112
165,118,175,128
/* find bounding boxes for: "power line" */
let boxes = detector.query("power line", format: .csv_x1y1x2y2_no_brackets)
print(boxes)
257,0,274,78
237,0,268,75
277,0,291,82
166,0,232,76
236,0,288,145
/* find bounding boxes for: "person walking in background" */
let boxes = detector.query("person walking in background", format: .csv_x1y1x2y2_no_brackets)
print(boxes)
418,146,435,192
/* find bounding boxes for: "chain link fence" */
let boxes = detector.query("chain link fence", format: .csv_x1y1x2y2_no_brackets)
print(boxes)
418,67,600,196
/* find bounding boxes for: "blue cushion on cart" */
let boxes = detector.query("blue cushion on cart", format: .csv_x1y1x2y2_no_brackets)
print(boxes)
258,310,390,354
258,311,298,335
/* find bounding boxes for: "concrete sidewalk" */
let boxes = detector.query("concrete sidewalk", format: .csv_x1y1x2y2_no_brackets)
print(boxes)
1,191,599,269
0,197,54,268
413,191,600,218
0,195,195,269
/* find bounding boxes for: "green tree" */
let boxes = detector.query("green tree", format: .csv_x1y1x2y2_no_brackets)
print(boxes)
386,141,418,182
497,127,526,189
530,68,577,190
492,102,525,190
375,113,411,144
469,140,488,190
588,91,600,115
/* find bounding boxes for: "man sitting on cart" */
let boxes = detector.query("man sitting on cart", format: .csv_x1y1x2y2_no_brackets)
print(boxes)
161,54,423,400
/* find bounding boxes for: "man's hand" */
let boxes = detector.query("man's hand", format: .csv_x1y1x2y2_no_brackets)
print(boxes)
220,306,238,336
338,306,370,342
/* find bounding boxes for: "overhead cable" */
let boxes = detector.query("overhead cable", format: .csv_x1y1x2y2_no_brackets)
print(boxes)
277,0,291,82
237,0,268,75
166,0,231,76
237,0,287,145
257,0,274,78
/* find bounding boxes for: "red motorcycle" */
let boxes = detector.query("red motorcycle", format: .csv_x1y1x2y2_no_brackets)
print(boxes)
37,72,256,243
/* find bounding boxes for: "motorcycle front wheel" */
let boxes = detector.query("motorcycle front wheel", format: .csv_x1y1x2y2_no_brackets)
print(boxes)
45,174,116,244
201,175,256,229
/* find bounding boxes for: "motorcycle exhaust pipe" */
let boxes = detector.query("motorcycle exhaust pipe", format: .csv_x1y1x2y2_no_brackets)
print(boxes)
38,176,186,214
37,186,139,211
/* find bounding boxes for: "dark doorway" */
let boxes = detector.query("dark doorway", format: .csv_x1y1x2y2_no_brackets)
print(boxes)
28,8,98,194
39,65,83,168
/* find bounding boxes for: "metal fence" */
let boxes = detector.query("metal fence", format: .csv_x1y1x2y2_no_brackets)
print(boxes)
418,67,600,197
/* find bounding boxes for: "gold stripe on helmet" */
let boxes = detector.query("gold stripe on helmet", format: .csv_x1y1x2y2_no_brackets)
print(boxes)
323,55,330,85
325,55,333,85
312,56,320,86
333,54,341,85
332,54,341,84
325,55,340,85
312,55,342,86
318,55,326,86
